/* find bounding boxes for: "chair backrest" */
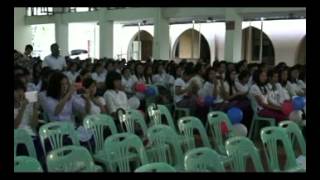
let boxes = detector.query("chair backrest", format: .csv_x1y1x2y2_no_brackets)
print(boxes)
135,162,176,172
225,136,264,172
260,127,298,171
122,109,148,137
155,104,177,132
46,145,98,172
247,95,258,115
14,156,43,172
207,111,235,154
39,121,80,155
104,133,148,172
14,129,37,159
83,114,118,153
184,147,225,172
279,121,306,156
178,116,211,151
147,125,184,169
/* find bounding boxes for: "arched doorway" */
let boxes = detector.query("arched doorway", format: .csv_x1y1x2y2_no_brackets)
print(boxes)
242,26,275,66
296,36,306,65
172,29,210,63
128,30,153,61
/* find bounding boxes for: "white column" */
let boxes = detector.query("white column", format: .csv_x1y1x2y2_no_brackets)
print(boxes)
153,9,170,60
99,10,113,58
54,12,69,56
99,20,114,58
224,8,242,63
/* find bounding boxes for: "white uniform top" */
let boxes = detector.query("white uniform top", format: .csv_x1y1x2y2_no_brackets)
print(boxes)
249,84,268,111
42,55,66,71
286,81,304,97
173,78,187,103
103,90,128,114
91,72,107,83
14,103,36,136
198,81,224,104
64,71,79,84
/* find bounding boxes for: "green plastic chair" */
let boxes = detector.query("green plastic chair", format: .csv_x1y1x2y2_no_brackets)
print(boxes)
147,125,184,171
135,162,176,172
225,136,264,172
260,127,304,172
14,156,43,172
14,129,37,159
39,121,80,156
207,111,235,155
83,114,118,170
279,121,306,156
120,109,148,137
184,147,225,172
47,145,102,172
248,95,276,140
103,133,149,172
178,116,211,152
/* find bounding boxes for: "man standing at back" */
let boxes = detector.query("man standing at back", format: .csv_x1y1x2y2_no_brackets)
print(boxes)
42,43,66,71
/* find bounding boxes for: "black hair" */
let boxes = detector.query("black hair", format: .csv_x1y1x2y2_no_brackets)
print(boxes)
288,65,300,84
225,69,237,95
278,67,289,87
183,67,194,77
144,64,153,84
134,62,144,79
236,60,247,73
267,68,279,79
25,44,33,51
204,67,215,82
75,68,91,83
193,63,203,75
82,77,96,89
40,67,54,91
47,72,68,100
253,68,268,95
93,62,104,72
105,71,122,90
50,43,58,50
121,66,130,74
238,70,250,82
14,78,26,92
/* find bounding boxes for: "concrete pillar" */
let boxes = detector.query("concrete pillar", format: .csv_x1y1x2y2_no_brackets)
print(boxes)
153,9,170,60
99,10,114,58
54,14,69,56
224,8,242,63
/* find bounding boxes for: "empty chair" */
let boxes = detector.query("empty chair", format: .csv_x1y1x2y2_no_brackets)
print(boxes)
14,128,37,159
119,108,148,137
279,121,306,156
147,125,184,171
47,145,102,172
260,126,305,172
14,156,43,172
83,114,118,169
103,133,148,172
207,111,235,155
225,136,264,172
135,162,176,172
184,147,225,172
178,116,211,152
39,121,80,156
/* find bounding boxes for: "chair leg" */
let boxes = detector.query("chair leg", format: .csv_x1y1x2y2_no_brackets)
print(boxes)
248,119,255,140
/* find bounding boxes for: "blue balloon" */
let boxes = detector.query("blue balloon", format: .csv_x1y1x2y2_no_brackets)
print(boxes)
293,96,306,110
145,87,156,96
204,96,216,107
227,107,243,124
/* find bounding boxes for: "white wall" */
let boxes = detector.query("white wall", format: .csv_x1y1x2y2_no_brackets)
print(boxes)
14,8,33,52
242,19,306,66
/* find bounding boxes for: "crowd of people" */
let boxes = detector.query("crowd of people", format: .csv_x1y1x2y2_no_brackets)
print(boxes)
14,43,306,138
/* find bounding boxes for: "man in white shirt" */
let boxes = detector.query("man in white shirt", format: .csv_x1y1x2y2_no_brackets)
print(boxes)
42,43,66,71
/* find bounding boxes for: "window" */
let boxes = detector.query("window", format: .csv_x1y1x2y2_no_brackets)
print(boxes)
26,7,53,16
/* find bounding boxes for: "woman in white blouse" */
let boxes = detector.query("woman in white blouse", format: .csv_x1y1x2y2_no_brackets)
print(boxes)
287,66,305,97
249,69,287,122
103,71,129,117
75,77,107,120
